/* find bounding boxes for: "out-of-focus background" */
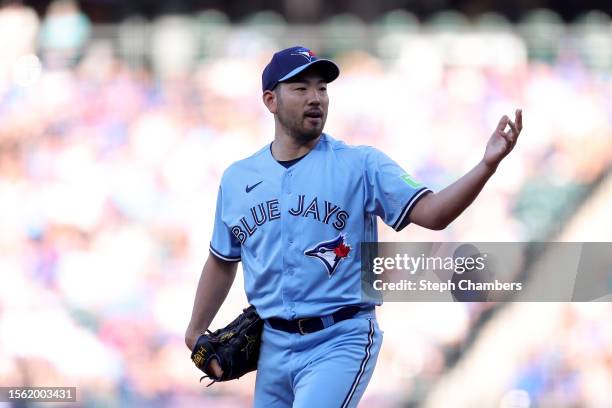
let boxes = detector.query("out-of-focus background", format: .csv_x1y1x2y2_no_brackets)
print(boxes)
0,0,611,407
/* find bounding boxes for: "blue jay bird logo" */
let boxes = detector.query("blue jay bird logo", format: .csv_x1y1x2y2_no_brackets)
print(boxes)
291,48,316,62
304,234,352,278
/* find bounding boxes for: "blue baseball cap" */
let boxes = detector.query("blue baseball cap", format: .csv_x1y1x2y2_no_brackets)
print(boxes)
262,46,340,92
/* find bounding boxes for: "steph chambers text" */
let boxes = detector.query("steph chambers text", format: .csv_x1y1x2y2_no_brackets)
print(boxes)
372,279,522,292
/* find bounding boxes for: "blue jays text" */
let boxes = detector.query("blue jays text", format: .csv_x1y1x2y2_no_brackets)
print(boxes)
231,195,349,244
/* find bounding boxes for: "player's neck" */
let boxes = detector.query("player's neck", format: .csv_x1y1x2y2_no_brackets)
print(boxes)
271,131,321,161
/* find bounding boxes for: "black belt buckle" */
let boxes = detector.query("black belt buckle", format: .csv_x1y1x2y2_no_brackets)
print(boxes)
297,317,316,335
297,317,323,336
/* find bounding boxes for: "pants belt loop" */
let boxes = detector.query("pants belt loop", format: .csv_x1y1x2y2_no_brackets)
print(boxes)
321,315,335,328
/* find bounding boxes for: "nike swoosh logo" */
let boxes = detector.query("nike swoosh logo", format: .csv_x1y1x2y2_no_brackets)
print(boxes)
245,181,263,193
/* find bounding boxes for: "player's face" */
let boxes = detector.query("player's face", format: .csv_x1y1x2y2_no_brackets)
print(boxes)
275,72,329,142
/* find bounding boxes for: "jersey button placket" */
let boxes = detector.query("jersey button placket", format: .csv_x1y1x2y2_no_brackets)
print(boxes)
285,170,298,317
281,171,294,314
287,171,292,194
288,237,294,276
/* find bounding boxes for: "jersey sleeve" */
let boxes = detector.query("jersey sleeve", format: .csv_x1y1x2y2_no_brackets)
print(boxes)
363,147,432,231
209,185,241,262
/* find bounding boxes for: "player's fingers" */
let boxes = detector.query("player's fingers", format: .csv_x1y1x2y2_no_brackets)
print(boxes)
505,130,517,147
496,115,510,133
508,120,519,138
209,358,223,377
516,109,523,131
501,132,515,151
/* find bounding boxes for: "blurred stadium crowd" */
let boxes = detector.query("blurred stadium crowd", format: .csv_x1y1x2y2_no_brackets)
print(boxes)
0,1,611,407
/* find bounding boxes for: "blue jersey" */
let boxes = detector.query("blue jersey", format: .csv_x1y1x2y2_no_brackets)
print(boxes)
210,134,431,320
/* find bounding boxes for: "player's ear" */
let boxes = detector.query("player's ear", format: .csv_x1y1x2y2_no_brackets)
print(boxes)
262,89,277,114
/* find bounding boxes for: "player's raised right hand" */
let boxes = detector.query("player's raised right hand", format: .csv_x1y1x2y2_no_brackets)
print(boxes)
483,109,523,169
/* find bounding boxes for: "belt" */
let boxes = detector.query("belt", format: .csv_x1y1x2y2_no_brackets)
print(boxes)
267,306,366,335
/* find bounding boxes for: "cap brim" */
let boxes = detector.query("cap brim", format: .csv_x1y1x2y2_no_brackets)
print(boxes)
278,59,340,84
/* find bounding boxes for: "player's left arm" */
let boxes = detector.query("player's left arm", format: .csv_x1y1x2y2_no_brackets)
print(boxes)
409,109,523,230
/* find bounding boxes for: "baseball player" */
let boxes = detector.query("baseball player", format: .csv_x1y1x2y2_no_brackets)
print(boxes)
186,46,523,407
